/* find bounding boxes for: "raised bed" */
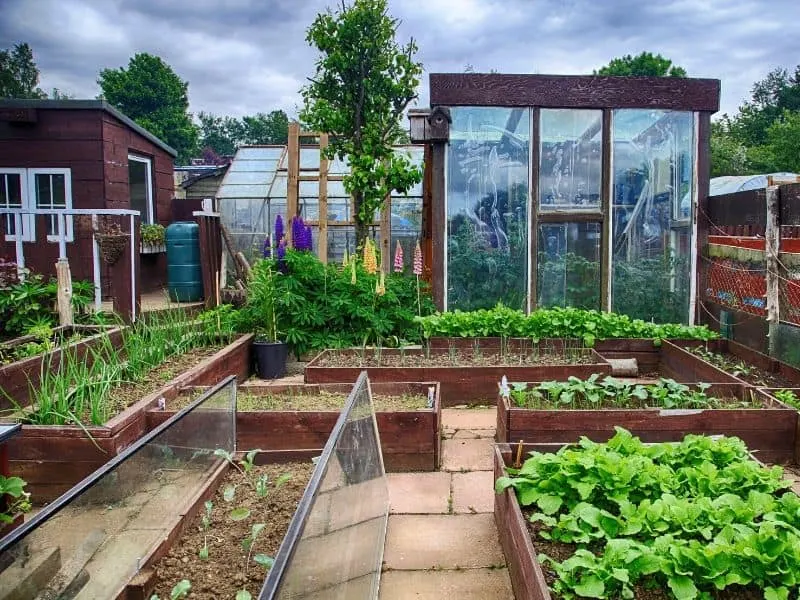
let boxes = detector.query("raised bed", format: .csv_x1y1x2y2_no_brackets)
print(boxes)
4,334,253,502
0,325,124,410
497,382,797,463
146,381,442,472
305,347,611,406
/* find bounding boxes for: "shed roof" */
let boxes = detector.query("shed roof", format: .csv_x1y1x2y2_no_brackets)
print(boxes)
709,173,800,196
0,99,178,157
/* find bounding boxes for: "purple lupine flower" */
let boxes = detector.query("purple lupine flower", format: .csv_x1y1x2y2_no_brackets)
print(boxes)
276,238,287,273
304,225,313,251
290,216,304,249
274,215,284,244
262,234,271,258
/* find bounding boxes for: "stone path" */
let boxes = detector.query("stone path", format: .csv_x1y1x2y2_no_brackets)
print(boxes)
380,408,515,599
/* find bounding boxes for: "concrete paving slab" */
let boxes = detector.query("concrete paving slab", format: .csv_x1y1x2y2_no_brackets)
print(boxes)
442,408,496,431
453,428,496,439
442,438,494,472
380,568,514,600
383,514,504,570
452,471,495,514
388,472,451,514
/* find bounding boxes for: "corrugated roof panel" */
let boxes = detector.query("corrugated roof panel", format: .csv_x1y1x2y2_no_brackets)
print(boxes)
236,147,284,160
217,184,268,199
223,171,273,185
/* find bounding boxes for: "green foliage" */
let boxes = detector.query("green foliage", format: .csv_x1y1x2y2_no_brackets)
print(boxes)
416,305,717,347
594,52,687,77
612,252,690,324
0,42,46,99
198,110,289,156
497,428,800,598
140,224,165,246
538,253,600,311
0,474,31,523
710,119,753,177
300,0,423,244
772,389,800,409
98,53,199,163
0,271,94,338
246,261,279,342
149,579,191,600
508,375,737,410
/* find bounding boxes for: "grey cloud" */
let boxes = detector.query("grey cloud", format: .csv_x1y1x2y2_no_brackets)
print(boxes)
1,0,799,119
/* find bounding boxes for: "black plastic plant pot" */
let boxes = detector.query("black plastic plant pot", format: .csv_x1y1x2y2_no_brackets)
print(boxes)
254,340,288,379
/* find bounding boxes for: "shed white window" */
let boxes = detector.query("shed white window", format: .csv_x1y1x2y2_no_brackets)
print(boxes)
29,168,73,242
0,168,29,242
128,154,154,225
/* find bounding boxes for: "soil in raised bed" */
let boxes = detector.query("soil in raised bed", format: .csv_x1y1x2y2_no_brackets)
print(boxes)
315,348,597,368
152,461,314,599
687,347,795,388
524,513,761,599
169,390,429,412
0,330,86,365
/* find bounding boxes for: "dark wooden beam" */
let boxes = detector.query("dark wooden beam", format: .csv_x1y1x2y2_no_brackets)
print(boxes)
430,74,720,112
529,108,540,312
430,143,446,310
695,112,711,326
601,109,612,312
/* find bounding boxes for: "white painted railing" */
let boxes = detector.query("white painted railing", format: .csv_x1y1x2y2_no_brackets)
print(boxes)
0,208,140,320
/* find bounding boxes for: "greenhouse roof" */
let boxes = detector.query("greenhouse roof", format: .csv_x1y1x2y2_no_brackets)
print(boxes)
216,144,424,201
709,173,800,196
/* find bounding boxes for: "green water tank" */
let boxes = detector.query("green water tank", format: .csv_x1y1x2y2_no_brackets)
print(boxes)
166,222,203,302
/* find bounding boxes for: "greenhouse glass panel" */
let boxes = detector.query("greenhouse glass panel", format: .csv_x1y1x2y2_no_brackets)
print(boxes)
0,378,236,597
538,222,601,310
447,107,530,311
539,109,602,210
611,109,694,323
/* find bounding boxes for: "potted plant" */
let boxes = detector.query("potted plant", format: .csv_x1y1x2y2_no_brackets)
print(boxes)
140,223,166,254
95,221,130,266
247,259,287,379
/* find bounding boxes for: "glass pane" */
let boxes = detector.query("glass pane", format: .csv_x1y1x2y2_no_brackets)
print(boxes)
264,373,387,599
51,174,66,208
611,110,695,323
447,107,530,311
539,109,602,210
538,222,601,309
327,226,356,263
128,159,152,224
35,173,52,208
0,378,236,597
1,173,22,235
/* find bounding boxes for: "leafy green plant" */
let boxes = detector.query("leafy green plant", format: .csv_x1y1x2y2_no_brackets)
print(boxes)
0,474,31,523
496,428,800,599
417,304,718,347
198,500,213,560
773,389,800,409
141,223,166,246
149,579,191,600
246,260,279,342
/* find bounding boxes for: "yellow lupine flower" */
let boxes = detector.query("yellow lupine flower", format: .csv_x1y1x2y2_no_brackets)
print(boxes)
363,238,377,275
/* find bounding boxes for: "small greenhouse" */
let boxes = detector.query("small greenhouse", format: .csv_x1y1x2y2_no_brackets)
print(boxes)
216,141,424,274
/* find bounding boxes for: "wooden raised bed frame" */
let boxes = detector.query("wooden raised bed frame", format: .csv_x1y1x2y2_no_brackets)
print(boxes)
5,334,253,502
146,381,442,472
0,325,125,411
497,382,797,463
305,347,611,407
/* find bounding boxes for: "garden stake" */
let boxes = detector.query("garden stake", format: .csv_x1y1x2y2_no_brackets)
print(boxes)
514,439,524,469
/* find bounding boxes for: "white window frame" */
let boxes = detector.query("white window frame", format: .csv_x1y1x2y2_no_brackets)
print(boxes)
28,168,73,242
128,154,154,225
0,168,30,242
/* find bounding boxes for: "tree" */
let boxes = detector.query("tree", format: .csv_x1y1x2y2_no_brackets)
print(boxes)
0,43,46,99
710,119,752,177
98,53,199,163
763,109,800,173
198,110,289,157
197,112,241,157
300,0,423,246
594,52,687,77
241,110,289,145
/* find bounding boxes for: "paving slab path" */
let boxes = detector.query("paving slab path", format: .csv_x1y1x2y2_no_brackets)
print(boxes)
381,407,515,599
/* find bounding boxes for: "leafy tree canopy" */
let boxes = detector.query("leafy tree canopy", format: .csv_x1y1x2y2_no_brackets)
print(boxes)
198,110,289,157
0,42,47,99
98,53,199,163
300,0,423,246
594,52,687,77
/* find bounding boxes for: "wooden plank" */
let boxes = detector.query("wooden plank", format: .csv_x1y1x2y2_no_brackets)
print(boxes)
766,185,780,355
430,143,446,309
430,73,720,112
529,107,540,311
601,108,612,311
286,121,300,246
318,133,329,263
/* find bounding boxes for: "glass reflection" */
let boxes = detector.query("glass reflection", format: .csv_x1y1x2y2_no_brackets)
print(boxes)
538,222,601,309
611,110,694,323
446,107,530,310
539,109,602,210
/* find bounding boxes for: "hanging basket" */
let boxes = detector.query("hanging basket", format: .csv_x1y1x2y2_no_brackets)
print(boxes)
96,232,130,266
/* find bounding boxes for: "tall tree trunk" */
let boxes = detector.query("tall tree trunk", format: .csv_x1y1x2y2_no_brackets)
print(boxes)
353,191,370,248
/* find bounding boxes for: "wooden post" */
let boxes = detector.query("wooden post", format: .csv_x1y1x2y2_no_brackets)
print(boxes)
380,193,392,274
766,184,780,356
600,108,613,312
56,259,74,326
286,121,300,247
319,133,329,263
112,216,140,323
430,143,447,310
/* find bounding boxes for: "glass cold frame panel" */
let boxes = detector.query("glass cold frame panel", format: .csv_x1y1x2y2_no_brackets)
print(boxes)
539,109,602,210
538,222,601,310
447,107,530,310
611,110,694,323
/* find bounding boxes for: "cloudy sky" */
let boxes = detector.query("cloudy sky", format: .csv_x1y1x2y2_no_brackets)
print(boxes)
2,0,799,120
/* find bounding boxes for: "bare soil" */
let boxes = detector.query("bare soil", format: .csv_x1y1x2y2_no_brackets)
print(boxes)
687,347,796,388
170,390,429,412
314,348,598,368
152,461,314,599
525,512,762,599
